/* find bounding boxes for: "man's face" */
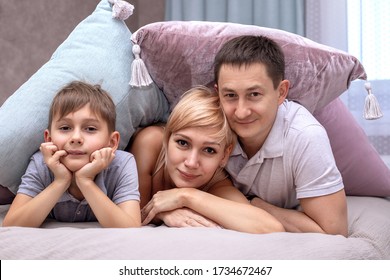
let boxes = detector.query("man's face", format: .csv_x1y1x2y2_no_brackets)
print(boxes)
216,63,287,153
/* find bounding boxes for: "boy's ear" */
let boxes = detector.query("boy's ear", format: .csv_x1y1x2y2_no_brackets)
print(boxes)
278,79,290,105
109,131,120,152
44,129,51,142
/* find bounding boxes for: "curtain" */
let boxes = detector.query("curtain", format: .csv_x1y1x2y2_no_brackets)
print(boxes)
165,0,305,35
306,0,390,166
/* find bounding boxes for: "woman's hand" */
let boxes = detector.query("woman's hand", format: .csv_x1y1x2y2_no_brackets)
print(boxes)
155,208,221,228
141,188,187,225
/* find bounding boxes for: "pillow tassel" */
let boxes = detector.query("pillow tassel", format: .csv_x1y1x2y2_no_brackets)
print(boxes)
130,44,153,87
108,0,134,20
364,82,383,120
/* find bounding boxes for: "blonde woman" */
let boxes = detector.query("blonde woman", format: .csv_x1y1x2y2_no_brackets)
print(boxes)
130,86,284,234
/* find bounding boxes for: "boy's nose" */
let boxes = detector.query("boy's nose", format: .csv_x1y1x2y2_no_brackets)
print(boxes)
70,130,83,144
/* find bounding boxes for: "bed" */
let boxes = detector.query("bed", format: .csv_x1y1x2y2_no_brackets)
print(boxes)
1,0,390,261
1,196,390,259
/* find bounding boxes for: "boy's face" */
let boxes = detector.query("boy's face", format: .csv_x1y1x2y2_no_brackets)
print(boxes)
45,104,117,172
216,62,288,153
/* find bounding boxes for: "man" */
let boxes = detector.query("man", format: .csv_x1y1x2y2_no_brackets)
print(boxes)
214,35,348,236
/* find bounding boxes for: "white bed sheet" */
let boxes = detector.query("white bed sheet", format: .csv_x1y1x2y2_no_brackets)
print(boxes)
0,196,389,260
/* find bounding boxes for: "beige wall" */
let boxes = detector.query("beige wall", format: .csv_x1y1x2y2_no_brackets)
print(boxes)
0,0,165,106
127,0,165,31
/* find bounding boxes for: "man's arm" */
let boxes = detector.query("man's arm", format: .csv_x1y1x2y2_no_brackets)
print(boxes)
251,189,348,236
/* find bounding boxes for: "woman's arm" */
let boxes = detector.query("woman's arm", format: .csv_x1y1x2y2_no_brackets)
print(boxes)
142,179,285,234
129,126,164,208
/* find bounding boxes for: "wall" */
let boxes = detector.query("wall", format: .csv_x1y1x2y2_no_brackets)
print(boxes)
0,0,165,106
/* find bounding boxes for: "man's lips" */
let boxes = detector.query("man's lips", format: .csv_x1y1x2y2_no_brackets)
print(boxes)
235,119,256,125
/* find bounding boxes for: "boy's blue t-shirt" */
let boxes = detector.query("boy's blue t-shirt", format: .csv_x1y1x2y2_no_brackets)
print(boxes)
17,150,139,222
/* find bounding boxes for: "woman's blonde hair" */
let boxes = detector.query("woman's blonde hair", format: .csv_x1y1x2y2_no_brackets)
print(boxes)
154,85,236,189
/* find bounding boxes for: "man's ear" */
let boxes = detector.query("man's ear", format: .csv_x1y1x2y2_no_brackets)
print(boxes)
109,131,120,152
44,129,51,142
214,84,219,93
278,79,290,105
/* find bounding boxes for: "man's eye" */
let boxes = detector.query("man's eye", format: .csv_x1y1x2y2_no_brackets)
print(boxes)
59,126,71,131
225,93,236,98
249,92,262,98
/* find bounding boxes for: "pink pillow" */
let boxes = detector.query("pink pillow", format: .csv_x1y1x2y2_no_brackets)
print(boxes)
131,21,366,113
314,98,390,196
131,21,390,197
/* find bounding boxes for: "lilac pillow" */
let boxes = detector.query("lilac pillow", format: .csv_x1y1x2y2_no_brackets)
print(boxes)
131,21,366,112
131,21,390,197
314,98,390,196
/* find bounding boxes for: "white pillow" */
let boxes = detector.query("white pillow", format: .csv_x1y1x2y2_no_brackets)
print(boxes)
0,0,169,194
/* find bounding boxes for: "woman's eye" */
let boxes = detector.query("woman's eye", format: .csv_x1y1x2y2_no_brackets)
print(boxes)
204,147,216,154
176,139,188,147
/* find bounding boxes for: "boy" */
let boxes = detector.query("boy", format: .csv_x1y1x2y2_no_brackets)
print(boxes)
3,81,141,228
214,35,348,236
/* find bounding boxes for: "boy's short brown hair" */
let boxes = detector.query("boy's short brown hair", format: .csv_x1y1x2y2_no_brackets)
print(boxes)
48,81,116,132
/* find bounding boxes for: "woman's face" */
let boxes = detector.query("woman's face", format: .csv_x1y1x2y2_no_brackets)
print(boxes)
166,127,228,189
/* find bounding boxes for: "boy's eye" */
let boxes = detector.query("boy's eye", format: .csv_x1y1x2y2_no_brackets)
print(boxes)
59,126,71,131
85,126,97,132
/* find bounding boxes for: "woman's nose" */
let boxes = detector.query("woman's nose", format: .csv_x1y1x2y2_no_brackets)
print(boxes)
184,151,200,168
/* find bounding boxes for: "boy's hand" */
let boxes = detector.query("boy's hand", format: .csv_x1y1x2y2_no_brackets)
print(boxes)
75,147,115,182
40,142,72,184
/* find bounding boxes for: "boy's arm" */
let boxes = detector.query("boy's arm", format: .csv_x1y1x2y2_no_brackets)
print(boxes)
75,179,141,228
75,148,141,228
2,180,69,227
3,147,71,228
